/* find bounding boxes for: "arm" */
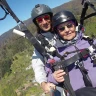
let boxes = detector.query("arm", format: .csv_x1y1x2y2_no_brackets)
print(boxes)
45,64,65,84
31,48,47,84
41,82,56,94
44,63,57,84
31,48,56,93
93,39,96,45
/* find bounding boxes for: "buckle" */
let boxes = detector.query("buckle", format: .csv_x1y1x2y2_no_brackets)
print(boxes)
75,60,83,67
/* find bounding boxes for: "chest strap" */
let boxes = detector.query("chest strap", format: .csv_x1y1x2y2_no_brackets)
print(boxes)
52,48,89,70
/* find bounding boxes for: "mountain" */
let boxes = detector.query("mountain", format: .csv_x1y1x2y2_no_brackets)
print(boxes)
53,0,96,15
0,19,32,46
0,0,96,46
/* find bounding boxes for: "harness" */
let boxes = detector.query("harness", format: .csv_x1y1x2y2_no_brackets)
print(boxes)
38,34,96,95
52,36,96,87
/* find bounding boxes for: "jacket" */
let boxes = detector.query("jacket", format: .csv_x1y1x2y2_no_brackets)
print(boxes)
45,32,96,91
31,31,63,84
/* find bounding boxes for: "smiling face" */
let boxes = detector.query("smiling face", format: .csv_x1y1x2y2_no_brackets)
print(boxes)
36,14,52,32
57,21,76,40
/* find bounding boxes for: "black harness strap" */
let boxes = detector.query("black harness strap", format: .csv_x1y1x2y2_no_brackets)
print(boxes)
37,34,64,59
82,36,94,45
80,1,88,25
81,12,96,22
21,27,49,59
77,62,93,87
80,0,96,25
52,49,89,70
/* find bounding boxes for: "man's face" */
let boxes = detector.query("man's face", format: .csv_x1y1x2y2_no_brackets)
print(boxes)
36,14,51,32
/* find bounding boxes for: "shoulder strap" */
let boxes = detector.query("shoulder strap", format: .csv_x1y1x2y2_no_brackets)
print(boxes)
36,34,49,47
82,36,94,45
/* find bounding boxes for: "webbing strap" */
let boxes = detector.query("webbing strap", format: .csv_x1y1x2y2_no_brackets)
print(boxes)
21,28,48,58
78,65,93,87
80,0,96,25
52,49,89,70
63,74,76,96
80,12,96,22
80,2,88,25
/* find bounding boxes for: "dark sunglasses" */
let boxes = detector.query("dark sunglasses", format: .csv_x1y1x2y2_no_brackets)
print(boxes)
57,23,74,32
36,14,50,23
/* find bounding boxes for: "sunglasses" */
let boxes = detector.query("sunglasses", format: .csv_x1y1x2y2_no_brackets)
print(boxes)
57,23,74,32
36,14,50,23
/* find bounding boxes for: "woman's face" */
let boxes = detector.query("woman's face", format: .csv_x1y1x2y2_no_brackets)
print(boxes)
57,21,76,40
36,14,51,32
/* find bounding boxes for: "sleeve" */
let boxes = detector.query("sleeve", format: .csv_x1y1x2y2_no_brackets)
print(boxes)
45,64,58,85
31,48,47,84
93,39,96,45
47,73,58,85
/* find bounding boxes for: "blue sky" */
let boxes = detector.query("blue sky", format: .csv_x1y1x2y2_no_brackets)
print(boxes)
0,0,71,35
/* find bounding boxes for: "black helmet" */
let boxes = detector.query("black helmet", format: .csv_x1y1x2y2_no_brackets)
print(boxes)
31,4,53,25
75,87,96,96
52,10,78,29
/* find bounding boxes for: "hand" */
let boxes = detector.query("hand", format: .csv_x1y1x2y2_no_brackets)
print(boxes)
41,82,56,94
53,69,66,83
